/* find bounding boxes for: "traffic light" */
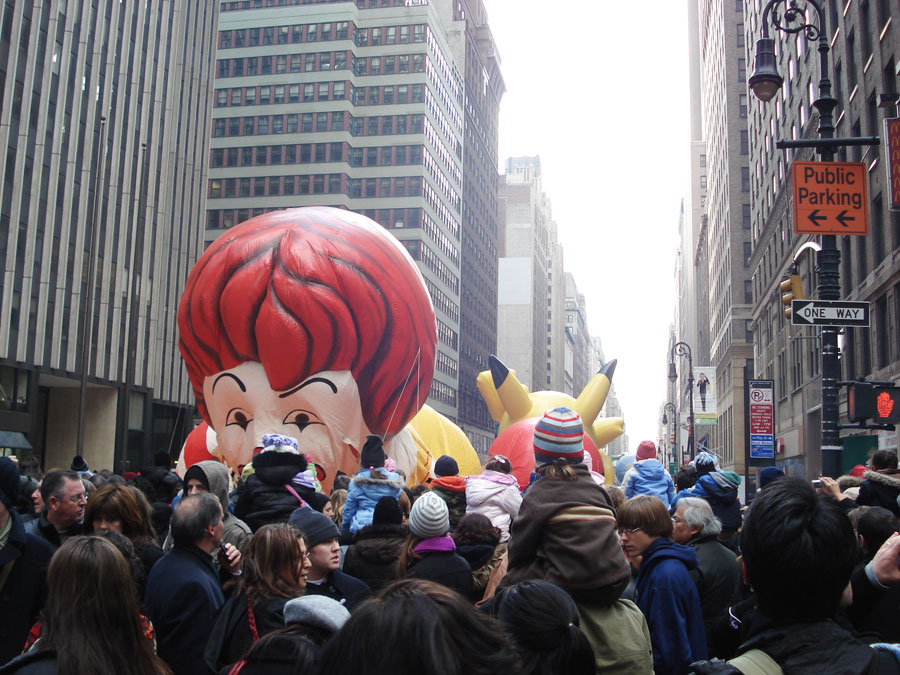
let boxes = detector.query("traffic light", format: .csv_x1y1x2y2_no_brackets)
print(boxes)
779,274,805,319
848,382,875,422
873,387,900,424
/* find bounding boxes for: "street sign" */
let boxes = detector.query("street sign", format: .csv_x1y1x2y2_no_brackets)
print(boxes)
792,161,869,235
885,118,900,210
748,380,775,460
790,299,870,326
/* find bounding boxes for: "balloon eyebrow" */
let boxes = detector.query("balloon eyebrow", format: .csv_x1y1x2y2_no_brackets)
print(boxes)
212,373,246,393
279,377,338,398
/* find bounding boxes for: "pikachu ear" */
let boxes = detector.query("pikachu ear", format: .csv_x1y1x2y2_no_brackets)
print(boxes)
477,367,505,422
489,355,532,421
574,359,616,428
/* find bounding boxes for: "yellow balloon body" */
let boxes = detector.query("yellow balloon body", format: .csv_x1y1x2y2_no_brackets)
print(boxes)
405,404,482,485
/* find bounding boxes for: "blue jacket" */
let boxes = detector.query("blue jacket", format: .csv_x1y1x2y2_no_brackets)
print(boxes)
624,459,675,507
634,538,707,675
671,472,742,530
145,544,224,675
340,468,404,536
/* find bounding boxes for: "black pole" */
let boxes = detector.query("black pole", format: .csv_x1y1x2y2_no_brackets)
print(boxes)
670,341,695,463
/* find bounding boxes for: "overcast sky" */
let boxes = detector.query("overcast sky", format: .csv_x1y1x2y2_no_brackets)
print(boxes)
483,0,693,450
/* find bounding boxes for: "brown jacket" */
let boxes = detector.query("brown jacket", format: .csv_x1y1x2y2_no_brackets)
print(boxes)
503,464,630,600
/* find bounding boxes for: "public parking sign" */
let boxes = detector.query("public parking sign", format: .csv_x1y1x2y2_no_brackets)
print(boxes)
792,161,869,235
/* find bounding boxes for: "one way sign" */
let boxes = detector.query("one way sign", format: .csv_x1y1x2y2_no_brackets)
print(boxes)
791,299,870,326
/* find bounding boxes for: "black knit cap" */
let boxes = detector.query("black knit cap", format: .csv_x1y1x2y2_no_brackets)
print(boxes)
373,496,402,526
360,434,386,468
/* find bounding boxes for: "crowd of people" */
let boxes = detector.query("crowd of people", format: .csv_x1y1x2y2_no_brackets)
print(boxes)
2,412,900,674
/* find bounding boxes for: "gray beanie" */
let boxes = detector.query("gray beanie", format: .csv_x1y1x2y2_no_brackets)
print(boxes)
408,491,449,539
283,595,350,634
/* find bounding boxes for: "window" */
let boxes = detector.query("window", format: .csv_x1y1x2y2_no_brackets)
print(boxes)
739,94,748,118
700,175,707,189
699,154,706,167
743,203,751,229
740,130,748,155
741,166,750,192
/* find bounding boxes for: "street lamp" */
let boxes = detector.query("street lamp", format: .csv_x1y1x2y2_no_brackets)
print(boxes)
662,402,678,466
668,341,695,461
748,0,878,477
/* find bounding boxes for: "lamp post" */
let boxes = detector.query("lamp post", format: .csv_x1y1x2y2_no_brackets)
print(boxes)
668,341,695,462
662,402,678,468
748,0,877,477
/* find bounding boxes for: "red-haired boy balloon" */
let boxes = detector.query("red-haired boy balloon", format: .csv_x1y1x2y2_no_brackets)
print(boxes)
177,207,437,490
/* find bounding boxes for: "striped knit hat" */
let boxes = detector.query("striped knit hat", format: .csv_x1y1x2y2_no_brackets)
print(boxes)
408,491,450,538
533,407,584,465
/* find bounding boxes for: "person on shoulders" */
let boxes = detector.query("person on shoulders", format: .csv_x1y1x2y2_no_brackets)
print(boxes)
465,455,522,542
339,435,403,541
429,455,468,531
622,441,676,508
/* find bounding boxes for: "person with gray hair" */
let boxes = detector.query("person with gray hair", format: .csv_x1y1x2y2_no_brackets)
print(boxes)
671,497,742,646
145,493,242,675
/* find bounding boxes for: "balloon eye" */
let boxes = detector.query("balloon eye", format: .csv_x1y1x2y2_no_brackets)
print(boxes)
283,410,322,432
226,410,251,430
294,413,310,429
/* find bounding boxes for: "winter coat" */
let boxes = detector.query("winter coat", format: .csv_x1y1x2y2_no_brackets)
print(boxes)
22,511,82,550
342,523,407,591
457,542,507,600
428,476,468,530
0,510,54,665
235,451,309,532
634,538,708,675
145,543,225,675
848,558,900,643
141,465,183,504
672,472,743,532
166,461,252,553
686,534,742,643
204,591,293,672
856,470,900,517
303,569,371,611
691,615,900,674
0,649,57,675
405,536,473,598
465,471,522,542
339,468,404,537
576,598,654,675
504,463,630,602
623,459,676,508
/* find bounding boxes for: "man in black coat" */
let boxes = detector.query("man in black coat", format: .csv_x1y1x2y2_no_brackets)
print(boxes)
672,496,742,647
23,470,85,549
0,458,54,665
145,493,242,675
290,506,370,610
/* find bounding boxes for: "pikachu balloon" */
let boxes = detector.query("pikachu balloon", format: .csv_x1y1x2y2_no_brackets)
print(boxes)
477,355,624,486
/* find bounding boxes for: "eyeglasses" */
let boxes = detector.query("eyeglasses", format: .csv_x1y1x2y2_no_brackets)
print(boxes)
618,526,642,536
68,494,86,504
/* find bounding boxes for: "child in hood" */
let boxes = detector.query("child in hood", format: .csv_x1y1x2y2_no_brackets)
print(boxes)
339,435,404,540
465,455,522,542
621,441,676,508
429,455,467,531
234,433,310,531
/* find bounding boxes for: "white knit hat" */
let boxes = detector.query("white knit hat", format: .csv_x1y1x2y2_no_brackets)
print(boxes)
408,491,450,539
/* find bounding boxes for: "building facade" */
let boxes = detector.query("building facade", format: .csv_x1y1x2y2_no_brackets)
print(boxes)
209,0,486,426
0,1,217,472
746,0,900,476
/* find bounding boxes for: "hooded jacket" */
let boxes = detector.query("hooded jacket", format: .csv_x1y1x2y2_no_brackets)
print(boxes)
504,463,630,602
0,510,54,665
140,465,183,504
176,461,252,552
672,472,742,531
856,470,900,517
342,523,407,591
429,475,468,530
235,451,309,531
622,459,676,507
634,538,707,675
686,533,742,643
465,471,522,542
339,468,404,537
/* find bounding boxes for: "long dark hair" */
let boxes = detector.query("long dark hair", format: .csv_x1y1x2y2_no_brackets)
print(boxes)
241,523,306,610
235,625,321,675
397,532,425,576
495,580,594,675
40,536,171,675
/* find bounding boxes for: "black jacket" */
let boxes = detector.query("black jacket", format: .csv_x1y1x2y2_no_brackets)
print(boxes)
405,550,473,598
687,534,743,642
145,544,225,675
847,560,900,643
304,569,370,611
22,512,82,550
856,470,900,517
0,649,57,675
342,523,406,592
0,510,54,665
235,452,308,531
205,592,291,672
140,466,183,504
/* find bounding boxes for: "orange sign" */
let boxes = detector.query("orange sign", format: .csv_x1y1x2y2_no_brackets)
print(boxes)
885,118,900,209
791,161,869,235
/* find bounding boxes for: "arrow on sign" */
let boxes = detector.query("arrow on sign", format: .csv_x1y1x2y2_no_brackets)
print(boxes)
836,210,855,228
807,209,826,228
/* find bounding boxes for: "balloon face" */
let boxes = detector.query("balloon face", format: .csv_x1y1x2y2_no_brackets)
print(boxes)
489,417,599,488
202,362,370,488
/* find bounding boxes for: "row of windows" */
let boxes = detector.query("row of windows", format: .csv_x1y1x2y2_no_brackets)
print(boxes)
405,240,459,297
435,319,459,351
354,83,427,106
219,22,351,49
209,173,345,200
354,53,426,76
435,351,458,379
215,80,350,107
347,176,424,199
424,88,462,156
213,110,430,139
424,148,460,212
355,24,427,48
423,180,460,241
424,277,460,324
211,142,427,170
220,0,418,10
216,50,350,78
429,378,458,408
